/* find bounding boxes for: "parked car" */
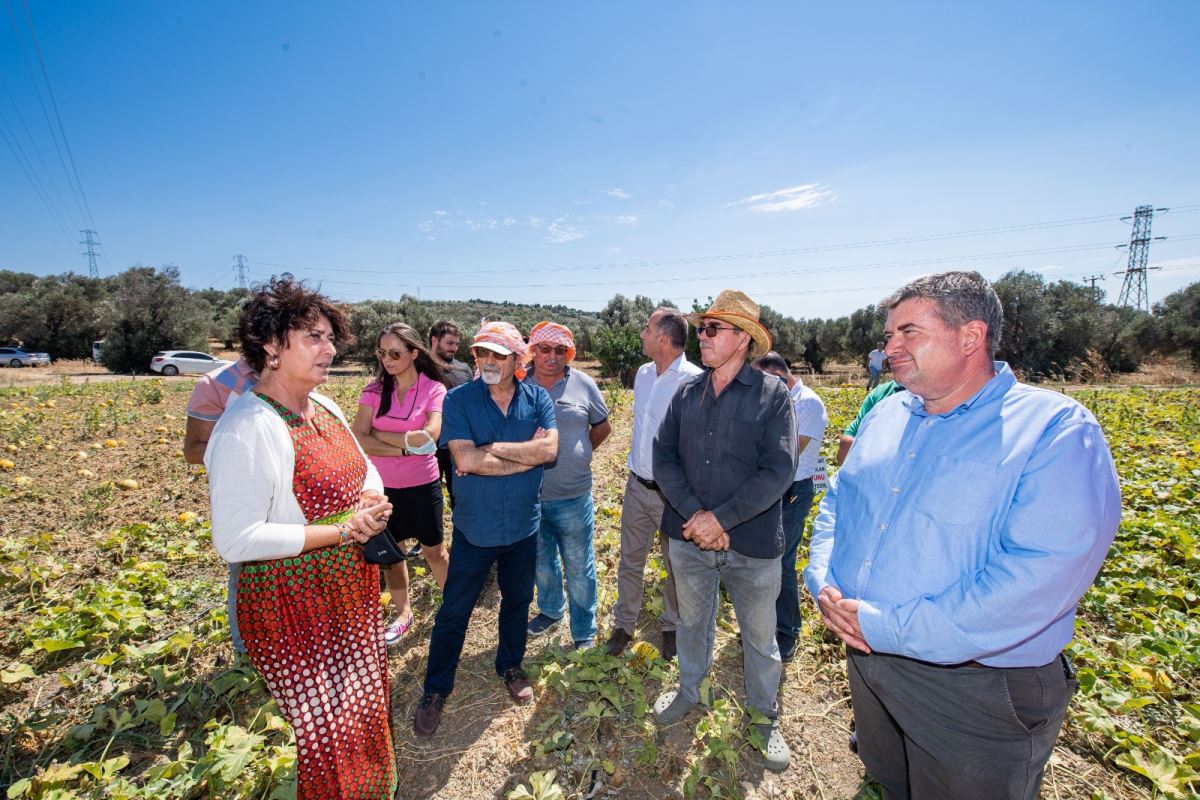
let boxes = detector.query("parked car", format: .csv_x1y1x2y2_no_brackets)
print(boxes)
149,351,233,376
0,347,50,367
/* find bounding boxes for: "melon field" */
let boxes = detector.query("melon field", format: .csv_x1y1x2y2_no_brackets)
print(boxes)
0,377,1196,799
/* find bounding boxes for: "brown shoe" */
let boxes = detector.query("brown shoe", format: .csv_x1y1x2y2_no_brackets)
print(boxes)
605,627,633,657
661,630,677,661
414,693,445,736
503,668,534,704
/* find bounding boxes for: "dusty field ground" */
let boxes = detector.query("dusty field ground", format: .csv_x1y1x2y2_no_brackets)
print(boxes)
0,375,1189,799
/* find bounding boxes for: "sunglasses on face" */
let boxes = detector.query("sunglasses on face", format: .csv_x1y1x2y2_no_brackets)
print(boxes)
697,322,739,338
472,349,508,362
376,348,410,361
534,344,569,356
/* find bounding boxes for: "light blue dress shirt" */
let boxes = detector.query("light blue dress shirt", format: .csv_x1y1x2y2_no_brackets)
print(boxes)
804,363,1121,667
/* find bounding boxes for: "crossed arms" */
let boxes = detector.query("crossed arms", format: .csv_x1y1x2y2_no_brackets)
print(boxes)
447,428,559,476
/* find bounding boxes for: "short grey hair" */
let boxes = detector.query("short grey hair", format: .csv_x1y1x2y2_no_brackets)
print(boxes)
880,271,1003,357
652,307,688,349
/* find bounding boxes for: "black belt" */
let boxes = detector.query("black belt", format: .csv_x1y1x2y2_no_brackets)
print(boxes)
631,471,659,491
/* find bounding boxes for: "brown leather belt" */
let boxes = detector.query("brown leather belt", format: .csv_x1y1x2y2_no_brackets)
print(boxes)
631,471,659,491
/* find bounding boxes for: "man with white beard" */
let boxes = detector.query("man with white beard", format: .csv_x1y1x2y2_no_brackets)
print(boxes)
415,321,560,736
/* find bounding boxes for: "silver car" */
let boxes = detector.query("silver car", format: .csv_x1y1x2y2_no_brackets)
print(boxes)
149,350,233,376
0,347,50,367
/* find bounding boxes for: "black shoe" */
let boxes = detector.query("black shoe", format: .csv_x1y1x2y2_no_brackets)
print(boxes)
778,637,798,663
503,668,534,704
849,731,859,754
605,628,633,657
405,542,423,559
414,693,445,736
661,630,677,661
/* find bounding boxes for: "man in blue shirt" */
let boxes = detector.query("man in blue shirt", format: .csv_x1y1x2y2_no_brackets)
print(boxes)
415,321,559,737
805,271,1121,799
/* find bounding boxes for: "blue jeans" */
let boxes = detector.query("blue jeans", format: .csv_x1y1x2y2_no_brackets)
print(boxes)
867,367,883,390
423,529,537,696
534,494,598,642
776,478,815,649
668,538,781,719
228,562,245,654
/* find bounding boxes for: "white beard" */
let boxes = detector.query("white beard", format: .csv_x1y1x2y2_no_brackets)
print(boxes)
481,368,502,385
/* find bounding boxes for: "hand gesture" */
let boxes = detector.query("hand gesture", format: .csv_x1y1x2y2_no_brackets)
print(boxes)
817,585,870,653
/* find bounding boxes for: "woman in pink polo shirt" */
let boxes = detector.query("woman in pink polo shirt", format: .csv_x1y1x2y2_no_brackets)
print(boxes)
352,322,450,646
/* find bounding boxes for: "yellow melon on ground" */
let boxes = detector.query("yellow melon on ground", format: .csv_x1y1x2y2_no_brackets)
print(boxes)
115,479,139,490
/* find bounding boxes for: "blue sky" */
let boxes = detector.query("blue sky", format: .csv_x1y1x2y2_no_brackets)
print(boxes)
2,1,1199,319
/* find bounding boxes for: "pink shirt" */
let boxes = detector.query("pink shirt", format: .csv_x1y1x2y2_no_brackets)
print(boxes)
187,357,260,422
357,373,446,489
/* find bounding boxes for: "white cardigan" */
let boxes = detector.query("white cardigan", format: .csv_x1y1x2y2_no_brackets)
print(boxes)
205,390,384,563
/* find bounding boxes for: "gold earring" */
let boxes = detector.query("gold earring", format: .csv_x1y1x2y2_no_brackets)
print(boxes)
268,355,280,370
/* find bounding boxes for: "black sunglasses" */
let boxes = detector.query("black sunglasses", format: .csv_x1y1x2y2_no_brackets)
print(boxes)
697,322,739,338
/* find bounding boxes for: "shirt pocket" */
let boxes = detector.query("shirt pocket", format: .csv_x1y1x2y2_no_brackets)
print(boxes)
506,417,539,442
911,455,1000,526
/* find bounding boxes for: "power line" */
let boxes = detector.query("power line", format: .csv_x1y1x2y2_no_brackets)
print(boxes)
0,69,78,236
16,0,96,230
0,104,75,243
255,236,1200,292
246,204,1200,279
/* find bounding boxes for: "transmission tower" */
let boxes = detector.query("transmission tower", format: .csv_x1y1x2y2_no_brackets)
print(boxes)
1115,205,1167,312
233,254,248,289
80,229,100,278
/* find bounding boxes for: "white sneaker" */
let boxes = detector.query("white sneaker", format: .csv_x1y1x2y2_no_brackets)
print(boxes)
384,612,414,648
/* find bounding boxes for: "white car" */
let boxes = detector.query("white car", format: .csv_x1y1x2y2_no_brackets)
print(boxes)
0,347,50,367
149,351,233,376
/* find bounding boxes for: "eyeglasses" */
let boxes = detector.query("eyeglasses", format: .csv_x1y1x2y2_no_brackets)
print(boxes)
533,344,569,356
697,322,739,338
376,348,409,361
472,349,508,362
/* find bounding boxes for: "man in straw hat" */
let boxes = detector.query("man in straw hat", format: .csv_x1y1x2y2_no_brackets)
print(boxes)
523,321,611,650
651,289,797,772
415,321,559,737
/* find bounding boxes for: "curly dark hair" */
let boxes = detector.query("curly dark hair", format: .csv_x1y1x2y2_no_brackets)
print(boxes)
236,275,355,372
372,322,446,418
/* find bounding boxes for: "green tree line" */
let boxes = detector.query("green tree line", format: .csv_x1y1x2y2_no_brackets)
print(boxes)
1,266,1197,380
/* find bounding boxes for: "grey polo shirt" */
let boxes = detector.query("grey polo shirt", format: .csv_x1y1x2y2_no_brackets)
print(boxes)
524,366,609,502
653,363,797,559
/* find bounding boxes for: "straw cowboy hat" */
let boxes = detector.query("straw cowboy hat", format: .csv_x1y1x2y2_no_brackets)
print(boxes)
685,289,772,358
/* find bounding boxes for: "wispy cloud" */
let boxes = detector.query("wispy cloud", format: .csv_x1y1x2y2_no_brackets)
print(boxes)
614,214,638,226
601,187,632,199
726,183,834,213
543,218,587,244
419,206,592,244
657,198,675,211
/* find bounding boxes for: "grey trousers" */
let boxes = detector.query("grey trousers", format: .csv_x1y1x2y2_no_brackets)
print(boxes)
670,538,782,719
611,475,680,634
848,649,1076,800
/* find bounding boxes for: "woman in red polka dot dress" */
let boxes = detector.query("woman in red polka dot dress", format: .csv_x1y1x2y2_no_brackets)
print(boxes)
206,278,397,799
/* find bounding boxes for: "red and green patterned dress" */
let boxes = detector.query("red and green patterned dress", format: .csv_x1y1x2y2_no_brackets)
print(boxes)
237,395,396,799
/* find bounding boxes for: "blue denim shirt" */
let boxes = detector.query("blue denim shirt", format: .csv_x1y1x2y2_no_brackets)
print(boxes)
440,378,557,547
804,363,1121,667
